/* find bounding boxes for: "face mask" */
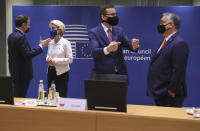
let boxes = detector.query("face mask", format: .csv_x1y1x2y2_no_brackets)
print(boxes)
25,27,30,33
157,23,169,34
105,16,119,26
50,29,57,39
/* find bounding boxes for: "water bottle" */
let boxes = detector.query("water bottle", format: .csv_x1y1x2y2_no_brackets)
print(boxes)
49,81,56,105
38,80,44,104
56,92,60,106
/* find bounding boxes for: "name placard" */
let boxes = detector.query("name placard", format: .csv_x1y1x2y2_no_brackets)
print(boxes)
57,98,87,111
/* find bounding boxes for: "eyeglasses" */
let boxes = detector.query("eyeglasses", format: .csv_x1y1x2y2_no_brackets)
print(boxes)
105,13,117,17
161,22,171,26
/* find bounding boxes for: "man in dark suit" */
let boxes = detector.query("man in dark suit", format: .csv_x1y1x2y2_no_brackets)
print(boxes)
89,5,139,75
147,13,189,107
8,14,51,97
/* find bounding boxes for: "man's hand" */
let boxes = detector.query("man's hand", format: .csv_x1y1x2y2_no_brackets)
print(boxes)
47,57,55,65
131,38,139,49
107,42,121,53
168,90,175,97
40,37,51,47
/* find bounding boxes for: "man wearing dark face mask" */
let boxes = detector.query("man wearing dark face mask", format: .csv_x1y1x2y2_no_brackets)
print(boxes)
147,13,189,107
89,5,139,77
8,14,51,97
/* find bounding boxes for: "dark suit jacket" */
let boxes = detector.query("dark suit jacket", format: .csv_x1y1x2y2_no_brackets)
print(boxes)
8,29,43,82
147,32,189,99
89,24,137,75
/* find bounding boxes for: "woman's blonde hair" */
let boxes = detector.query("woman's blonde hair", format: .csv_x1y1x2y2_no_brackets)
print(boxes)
49,20,65,36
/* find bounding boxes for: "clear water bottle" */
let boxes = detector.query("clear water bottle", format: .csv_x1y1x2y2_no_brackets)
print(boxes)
56,92,60,106
38,80,44,104
49,81,56,106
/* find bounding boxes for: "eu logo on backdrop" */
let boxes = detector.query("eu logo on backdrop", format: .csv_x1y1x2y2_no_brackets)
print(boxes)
64,24,92,59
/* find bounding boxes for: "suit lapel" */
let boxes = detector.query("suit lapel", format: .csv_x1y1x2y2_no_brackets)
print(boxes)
151,51,160,65
112,27,118,42
150,41,162,65
151,32,178,65
98,25,110,46
160,32,178,52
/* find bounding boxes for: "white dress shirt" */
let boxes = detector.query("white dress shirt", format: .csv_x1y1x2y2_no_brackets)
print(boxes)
101,23,112,38
166,32,176,42
46,37,73,75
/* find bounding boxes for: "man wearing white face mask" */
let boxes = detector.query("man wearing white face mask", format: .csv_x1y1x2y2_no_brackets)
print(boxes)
8,14,51,97
46,20,73,97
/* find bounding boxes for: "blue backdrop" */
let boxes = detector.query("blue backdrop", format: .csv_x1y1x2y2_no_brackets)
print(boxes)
13,6,200,107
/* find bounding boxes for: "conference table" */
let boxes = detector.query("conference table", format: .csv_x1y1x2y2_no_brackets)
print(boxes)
0,98,199,131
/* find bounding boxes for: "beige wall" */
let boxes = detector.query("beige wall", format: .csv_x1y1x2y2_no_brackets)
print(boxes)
193,0,200,5
5,0,195,6
0,0,6,75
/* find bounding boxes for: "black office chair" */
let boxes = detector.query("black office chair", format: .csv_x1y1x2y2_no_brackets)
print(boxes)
0,76,14,105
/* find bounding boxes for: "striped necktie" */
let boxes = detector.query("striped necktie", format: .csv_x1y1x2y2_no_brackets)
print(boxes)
107,28,112,42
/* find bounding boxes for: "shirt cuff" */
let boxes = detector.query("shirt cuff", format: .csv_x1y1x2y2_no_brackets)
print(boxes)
39,44,43,49
104,47,110,55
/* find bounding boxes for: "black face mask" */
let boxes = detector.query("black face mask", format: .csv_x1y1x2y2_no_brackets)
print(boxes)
104,16,119,26
157,23,169,34
25,27,30,33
